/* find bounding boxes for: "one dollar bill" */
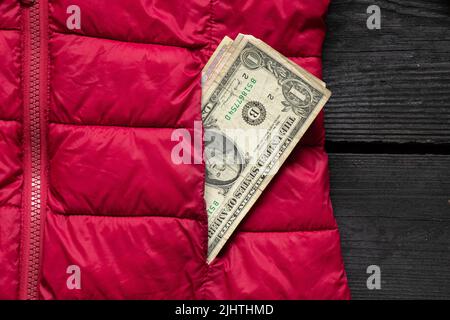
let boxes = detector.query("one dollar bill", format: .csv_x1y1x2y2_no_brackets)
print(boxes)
202,34,331,263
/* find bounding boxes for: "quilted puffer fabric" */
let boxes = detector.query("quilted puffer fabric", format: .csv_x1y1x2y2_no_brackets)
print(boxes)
0,0,350,299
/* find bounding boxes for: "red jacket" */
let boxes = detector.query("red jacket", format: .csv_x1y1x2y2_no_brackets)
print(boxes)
0,0,350,299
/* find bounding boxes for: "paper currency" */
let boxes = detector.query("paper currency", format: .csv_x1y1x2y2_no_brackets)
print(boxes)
202,34,331,263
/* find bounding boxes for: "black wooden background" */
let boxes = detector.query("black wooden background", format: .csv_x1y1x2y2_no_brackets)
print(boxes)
323,0,450,299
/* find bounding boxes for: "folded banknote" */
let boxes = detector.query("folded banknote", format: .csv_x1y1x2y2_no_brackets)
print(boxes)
202,34,331,263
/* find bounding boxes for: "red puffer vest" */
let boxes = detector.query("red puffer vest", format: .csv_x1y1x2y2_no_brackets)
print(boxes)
0,0,350,299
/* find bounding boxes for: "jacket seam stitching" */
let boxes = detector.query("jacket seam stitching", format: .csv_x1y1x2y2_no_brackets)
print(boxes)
51,28,324,57
288,54,322,59
0,118,21,123
48,121,194,130
0,204,21,210
51,30,207,50
0,28,21,31
49,209,204,222
238,227,338,234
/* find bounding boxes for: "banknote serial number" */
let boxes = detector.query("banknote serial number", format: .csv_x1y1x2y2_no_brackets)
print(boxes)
207,200,220,216
224,75,257,121
175,304,274,318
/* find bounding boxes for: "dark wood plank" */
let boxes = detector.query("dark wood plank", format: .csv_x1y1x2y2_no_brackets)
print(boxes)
323,0,450,144
329,154,450,299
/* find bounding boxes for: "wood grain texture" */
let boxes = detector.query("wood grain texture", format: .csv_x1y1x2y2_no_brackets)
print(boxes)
329,154,450,299
323,0,450,144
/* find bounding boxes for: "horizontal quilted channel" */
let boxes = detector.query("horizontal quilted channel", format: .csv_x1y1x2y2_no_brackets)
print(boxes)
49,0,211,48
213,0,329,58
40,211,207,299
49,33,203,128
48,124,205,220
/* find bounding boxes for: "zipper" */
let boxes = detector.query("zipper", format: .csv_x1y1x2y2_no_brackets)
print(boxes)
19,0,48,300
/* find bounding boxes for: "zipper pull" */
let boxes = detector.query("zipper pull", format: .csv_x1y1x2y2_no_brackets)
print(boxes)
20,0,36,6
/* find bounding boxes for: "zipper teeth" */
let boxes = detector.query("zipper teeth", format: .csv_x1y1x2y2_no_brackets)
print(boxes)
27,1,42,300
